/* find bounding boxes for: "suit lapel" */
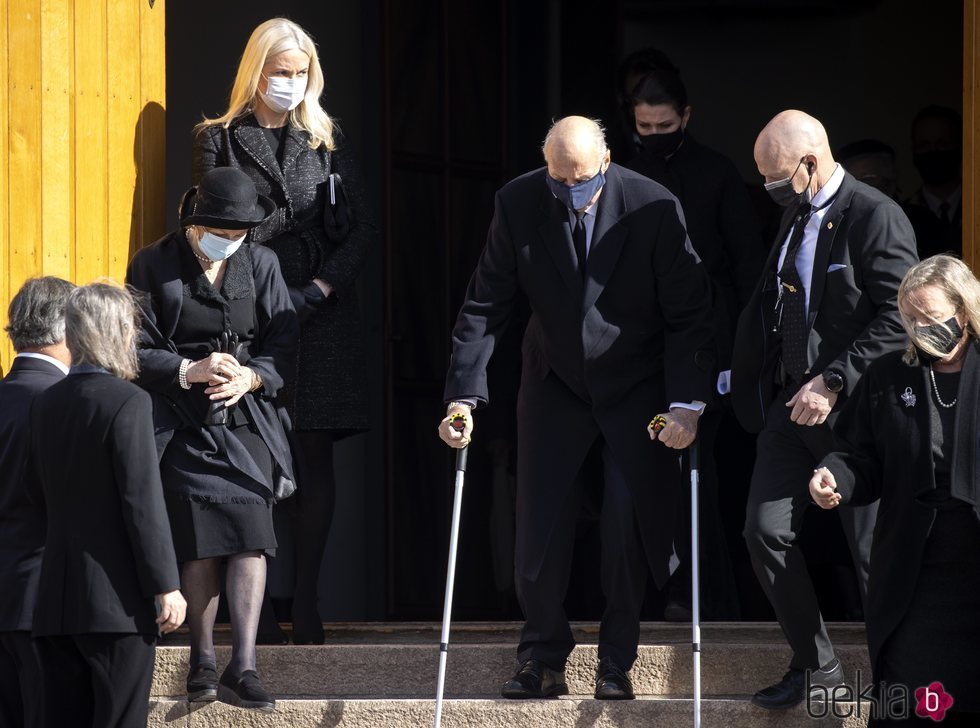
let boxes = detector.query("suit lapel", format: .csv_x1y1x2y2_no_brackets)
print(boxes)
233,118,285,188
583,169,628,314
537,187,582,298
280,125,307,178
806,178,855,327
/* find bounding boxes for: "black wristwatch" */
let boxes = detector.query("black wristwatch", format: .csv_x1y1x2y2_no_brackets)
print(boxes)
822,369,845,394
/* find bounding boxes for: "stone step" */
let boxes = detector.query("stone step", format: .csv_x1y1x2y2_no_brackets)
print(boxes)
152,622,871,699
148,697,871,727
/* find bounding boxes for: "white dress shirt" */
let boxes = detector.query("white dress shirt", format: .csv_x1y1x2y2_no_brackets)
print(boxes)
775,163,845,318
15,352,70,375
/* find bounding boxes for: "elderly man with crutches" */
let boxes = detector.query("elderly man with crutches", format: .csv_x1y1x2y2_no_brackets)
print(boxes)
435,115,716,709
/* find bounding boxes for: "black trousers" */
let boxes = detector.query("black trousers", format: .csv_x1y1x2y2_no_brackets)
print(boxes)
743,390,876,670
35,633,155,728
516,440,648,672
0,631,43,728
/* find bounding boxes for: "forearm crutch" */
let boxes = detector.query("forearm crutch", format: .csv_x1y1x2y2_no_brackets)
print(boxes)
434,414,468,728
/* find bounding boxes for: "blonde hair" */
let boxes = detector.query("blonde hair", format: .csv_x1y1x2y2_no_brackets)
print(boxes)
65,281,140,381
196,18,336,151
898,255,980,364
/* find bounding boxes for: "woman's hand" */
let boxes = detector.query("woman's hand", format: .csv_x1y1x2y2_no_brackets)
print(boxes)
809,466,841,509
205,366,257,407
312,278,334,298
185,353,242,385
155,589,187,634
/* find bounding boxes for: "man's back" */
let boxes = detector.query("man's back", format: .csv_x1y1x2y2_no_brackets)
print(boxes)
0,357,65,632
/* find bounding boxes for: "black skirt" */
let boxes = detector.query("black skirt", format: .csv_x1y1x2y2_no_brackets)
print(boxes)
876,505,980,714
164,418,277,562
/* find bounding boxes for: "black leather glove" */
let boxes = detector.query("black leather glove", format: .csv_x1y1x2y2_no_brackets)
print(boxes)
287,281,329,324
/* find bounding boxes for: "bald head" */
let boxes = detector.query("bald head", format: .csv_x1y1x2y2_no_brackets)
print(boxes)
754,110,836,190
542,117,611,198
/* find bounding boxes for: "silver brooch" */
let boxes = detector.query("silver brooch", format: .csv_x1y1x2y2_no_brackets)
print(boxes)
901,387,916,408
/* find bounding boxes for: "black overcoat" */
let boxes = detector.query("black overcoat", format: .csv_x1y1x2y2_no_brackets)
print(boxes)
821,343,980,680
444,163,715,586
126,232,299,502
0,357,64,631
731,173,919,433
625,135,764,370
192,115,375,432
30,373,180,636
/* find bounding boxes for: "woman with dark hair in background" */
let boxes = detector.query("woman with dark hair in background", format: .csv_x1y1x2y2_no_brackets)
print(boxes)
127,167,298,711
193,17,377,645
811,255,980,726
30,282,186,728
621,50,765,620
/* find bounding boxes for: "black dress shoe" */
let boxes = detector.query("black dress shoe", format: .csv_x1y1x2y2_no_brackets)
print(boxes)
186,664,218,702
500,660,569,699
291,598,325,645
594,657,635,700
663,599,693,622
751,658,846,710
217,669,276,712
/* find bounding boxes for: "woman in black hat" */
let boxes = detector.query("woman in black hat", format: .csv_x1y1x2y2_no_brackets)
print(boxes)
192,18,377,644
126,167,298,712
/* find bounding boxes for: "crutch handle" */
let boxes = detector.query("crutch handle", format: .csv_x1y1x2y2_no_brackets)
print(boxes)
449,413,468,471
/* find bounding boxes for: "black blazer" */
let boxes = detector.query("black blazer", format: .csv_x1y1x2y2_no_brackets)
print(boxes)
192,115,376,432
821,345,980,677
444,163,715,584
0,356,64,632
731,172,919,432
30,373,180,636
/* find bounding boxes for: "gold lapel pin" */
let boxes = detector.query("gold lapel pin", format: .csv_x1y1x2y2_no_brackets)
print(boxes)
827,221,834,229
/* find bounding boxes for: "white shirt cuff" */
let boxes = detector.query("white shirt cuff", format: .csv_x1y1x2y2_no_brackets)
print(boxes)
669,401,707,414
716,370,731,395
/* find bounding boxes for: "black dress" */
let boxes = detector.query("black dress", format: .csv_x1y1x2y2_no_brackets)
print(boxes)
874,370,980,718
160,244,277,561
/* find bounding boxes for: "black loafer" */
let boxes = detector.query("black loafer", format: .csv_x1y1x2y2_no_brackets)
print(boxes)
751,658,845,710
501,659,569,699
217,668,276,712
594,657,635,700
186,664,218,702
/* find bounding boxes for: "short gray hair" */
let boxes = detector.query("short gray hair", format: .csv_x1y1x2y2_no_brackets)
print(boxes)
541,117,609,158
5,276,76,351
65,282,140,381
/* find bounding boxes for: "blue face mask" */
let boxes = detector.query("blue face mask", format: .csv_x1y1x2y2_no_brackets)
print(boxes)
546,164,606,211
197,230,246,261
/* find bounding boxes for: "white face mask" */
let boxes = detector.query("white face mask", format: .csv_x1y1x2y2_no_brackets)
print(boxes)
259,75,308,113
197,230,246,261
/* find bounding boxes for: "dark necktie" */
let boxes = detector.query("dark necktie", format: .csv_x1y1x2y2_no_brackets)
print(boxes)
939,201,951,226
573,211,588,280
778,202,814,384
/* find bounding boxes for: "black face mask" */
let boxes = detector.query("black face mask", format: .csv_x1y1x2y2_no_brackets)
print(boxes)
913,149,961,187
913,315,964,362
765,158,814,207
639,128,684,159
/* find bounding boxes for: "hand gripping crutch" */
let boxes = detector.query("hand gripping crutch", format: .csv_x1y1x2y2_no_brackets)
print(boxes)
434,414,468,728
650,416,701,728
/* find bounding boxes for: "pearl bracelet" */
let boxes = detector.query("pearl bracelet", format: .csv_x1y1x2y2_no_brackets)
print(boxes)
178,359,191,390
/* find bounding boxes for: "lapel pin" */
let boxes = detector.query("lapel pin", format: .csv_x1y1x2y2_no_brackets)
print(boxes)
827,221,834,229
901,386,916,408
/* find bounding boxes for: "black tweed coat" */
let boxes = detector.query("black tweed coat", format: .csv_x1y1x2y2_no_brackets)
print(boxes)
192,113,375,433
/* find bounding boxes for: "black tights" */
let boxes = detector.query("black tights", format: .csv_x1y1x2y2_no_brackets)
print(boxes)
290,431,336,634
182,551,266,676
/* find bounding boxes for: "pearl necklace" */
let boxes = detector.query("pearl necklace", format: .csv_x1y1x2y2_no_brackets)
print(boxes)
929,367,957,408
191,248,216,265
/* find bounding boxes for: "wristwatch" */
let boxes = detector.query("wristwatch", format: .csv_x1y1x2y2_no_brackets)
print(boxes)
822,369,845,394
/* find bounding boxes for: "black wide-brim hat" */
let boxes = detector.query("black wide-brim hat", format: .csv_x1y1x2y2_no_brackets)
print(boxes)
179,167,276,229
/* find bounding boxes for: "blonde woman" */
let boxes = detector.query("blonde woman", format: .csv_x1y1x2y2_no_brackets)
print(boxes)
193,17,376,645
811,255,980,725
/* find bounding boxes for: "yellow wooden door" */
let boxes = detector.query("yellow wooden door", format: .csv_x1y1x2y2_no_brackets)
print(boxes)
0,0,165,372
